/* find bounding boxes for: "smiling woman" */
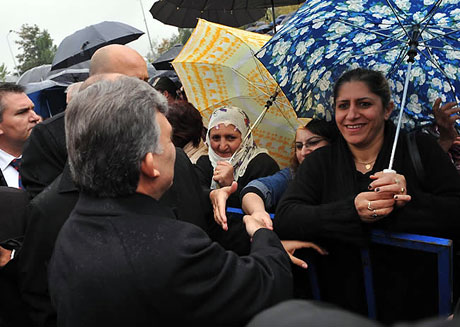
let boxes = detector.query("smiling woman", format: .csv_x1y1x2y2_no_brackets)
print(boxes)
274,68,460,321
195,106,279,208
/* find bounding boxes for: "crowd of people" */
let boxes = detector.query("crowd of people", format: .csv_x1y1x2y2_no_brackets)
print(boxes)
0,43,460,327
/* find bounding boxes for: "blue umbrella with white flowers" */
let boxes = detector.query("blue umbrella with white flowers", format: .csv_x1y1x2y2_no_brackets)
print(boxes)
257,0,460,170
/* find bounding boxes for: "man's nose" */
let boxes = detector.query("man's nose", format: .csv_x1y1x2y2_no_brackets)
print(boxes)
29,109,40,122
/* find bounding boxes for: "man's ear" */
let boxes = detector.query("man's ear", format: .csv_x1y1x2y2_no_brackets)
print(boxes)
140,152,160,178
384,101,394,120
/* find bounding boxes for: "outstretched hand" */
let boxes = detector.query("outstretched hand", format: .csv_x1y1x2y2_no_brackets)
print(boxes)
0,246,12,268
281,241,328,269
433,97,460,152
209,181,238,231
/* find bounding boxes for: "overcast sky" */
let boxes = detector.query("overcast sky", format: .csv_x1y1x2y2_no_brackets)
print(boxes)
0,0,178,74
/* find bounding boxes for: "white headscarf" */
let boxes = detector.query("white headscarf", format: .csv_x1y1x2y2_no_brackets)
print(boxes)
206,106,268,188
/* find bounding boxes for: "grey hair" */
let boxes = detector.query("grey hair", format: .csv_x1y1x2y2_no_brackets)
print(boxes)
0,83,25,122
65,76,168,197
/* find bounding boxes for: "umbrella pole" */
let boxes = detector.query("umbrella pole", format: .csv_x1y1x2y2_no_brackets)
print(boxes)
230,90,279,164
386,61,413,172
270,0,277,34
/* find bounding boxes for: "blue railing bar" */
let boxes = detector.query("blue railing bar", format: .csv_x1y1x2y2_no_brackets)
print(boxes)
361,248,377,319
371,230,452,247
437,247,453,316
308,263,321,301
226,207,275,219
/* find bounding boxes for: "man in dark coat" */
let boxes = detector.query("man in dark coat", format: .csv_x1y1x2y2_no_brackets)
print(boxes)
48,76,292,326
17,46,212,326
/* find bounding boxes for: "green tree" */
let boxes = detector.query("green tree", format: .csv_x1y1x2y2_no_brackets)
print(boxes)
0,63,9,82
153,28,192,59
15,24,57,75
178,28,193,45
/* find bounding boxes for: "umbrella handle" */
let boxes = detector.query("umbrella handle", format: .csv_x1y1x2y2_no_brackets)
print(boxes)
383,169,396,174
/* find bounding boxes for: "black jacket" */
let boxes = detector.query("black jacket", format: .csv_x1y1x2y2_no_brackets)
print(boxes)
17,148,214,327
275,122,460,322
20,112,67,199
49,192,292,327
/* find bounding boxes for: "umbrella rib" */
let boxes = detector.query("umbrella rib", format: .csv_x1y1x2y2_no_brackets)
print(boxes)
420,46,460,104
248,46,280,97
346,45,406,58
421,45,460,52
333,18,407,44
418,0,444,28
422,29,460,45
248,53,298,129
383,0,411,39
271,99,298,132
204,94,294,112
386,47,409,80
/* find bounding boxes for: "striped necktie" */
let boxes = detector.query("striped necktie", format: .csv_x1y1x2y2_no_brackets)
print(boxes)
9,158,23,189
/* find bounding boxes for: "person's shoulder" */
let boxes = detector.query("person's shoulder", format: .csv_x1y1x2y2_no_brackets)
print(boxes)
38,112,65,129
195,154,211,166
252,152,279,166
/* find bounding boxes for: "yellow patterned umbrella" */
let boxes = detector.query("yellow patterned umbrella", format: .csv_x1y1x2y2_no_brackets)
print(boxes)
172,19,302,169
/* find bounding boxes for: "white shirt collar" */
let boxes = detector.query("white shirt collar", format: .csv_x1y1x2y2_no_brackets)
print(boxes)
0,148,21,172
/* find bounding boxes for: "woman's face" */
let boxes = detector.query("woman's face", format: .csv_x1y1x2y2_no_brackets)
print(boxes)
209,123,242,158
295,128,329,164
334,81,393,150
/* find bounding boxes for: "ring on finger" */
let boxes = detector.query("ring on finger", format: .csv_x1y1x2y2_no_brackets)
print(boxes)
367,201,373,211
372,209,378,218
400,187,405,194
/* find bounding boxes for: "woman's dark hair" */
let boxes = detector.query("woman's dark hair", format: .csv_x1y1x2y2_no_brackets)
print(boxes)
166,101,204,148
152,76,179,99
333,68,392,110
290,119,338,171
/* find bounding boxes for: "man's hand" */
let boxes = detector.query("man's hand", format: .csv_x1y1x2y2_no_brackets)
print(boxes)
0,246,12,268
209,182,238,231
281,241,328,269
433,98,459,152
243,214,270,238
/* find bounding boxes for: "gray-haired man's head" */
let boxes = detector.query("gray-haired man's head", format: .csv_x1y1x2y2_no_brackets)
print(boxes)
65,76,168,197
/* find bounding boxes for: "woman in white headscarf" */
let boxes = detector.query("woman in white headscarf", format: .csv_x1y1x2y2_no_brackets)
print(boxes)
195,106,279,208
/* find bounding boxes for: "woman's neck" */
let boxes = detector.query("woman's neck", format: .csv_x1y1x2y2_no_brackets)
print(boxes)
349,130,385,173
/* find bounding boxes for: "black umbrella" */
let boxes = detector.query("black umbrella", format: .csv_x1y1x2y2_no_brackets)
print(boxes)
152,44,183,70
150,0,266,28
17,64,51,86
150,0,304,29
51,21,144,71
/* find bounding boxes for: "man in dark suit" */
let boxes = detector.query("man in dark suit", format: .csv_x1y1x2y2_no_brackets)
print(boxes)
49,76,292,326
17,46,213,326
20,44,148,198
0,83,40,188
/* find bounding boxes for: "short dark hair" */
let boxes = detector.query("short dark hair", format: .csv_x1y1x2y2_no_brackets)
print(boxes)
333,68,392,110
66,76,168,198
0,83,25,122
166,101,204,148
305,119,338,143
151,76,178,99
290,119,338,171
